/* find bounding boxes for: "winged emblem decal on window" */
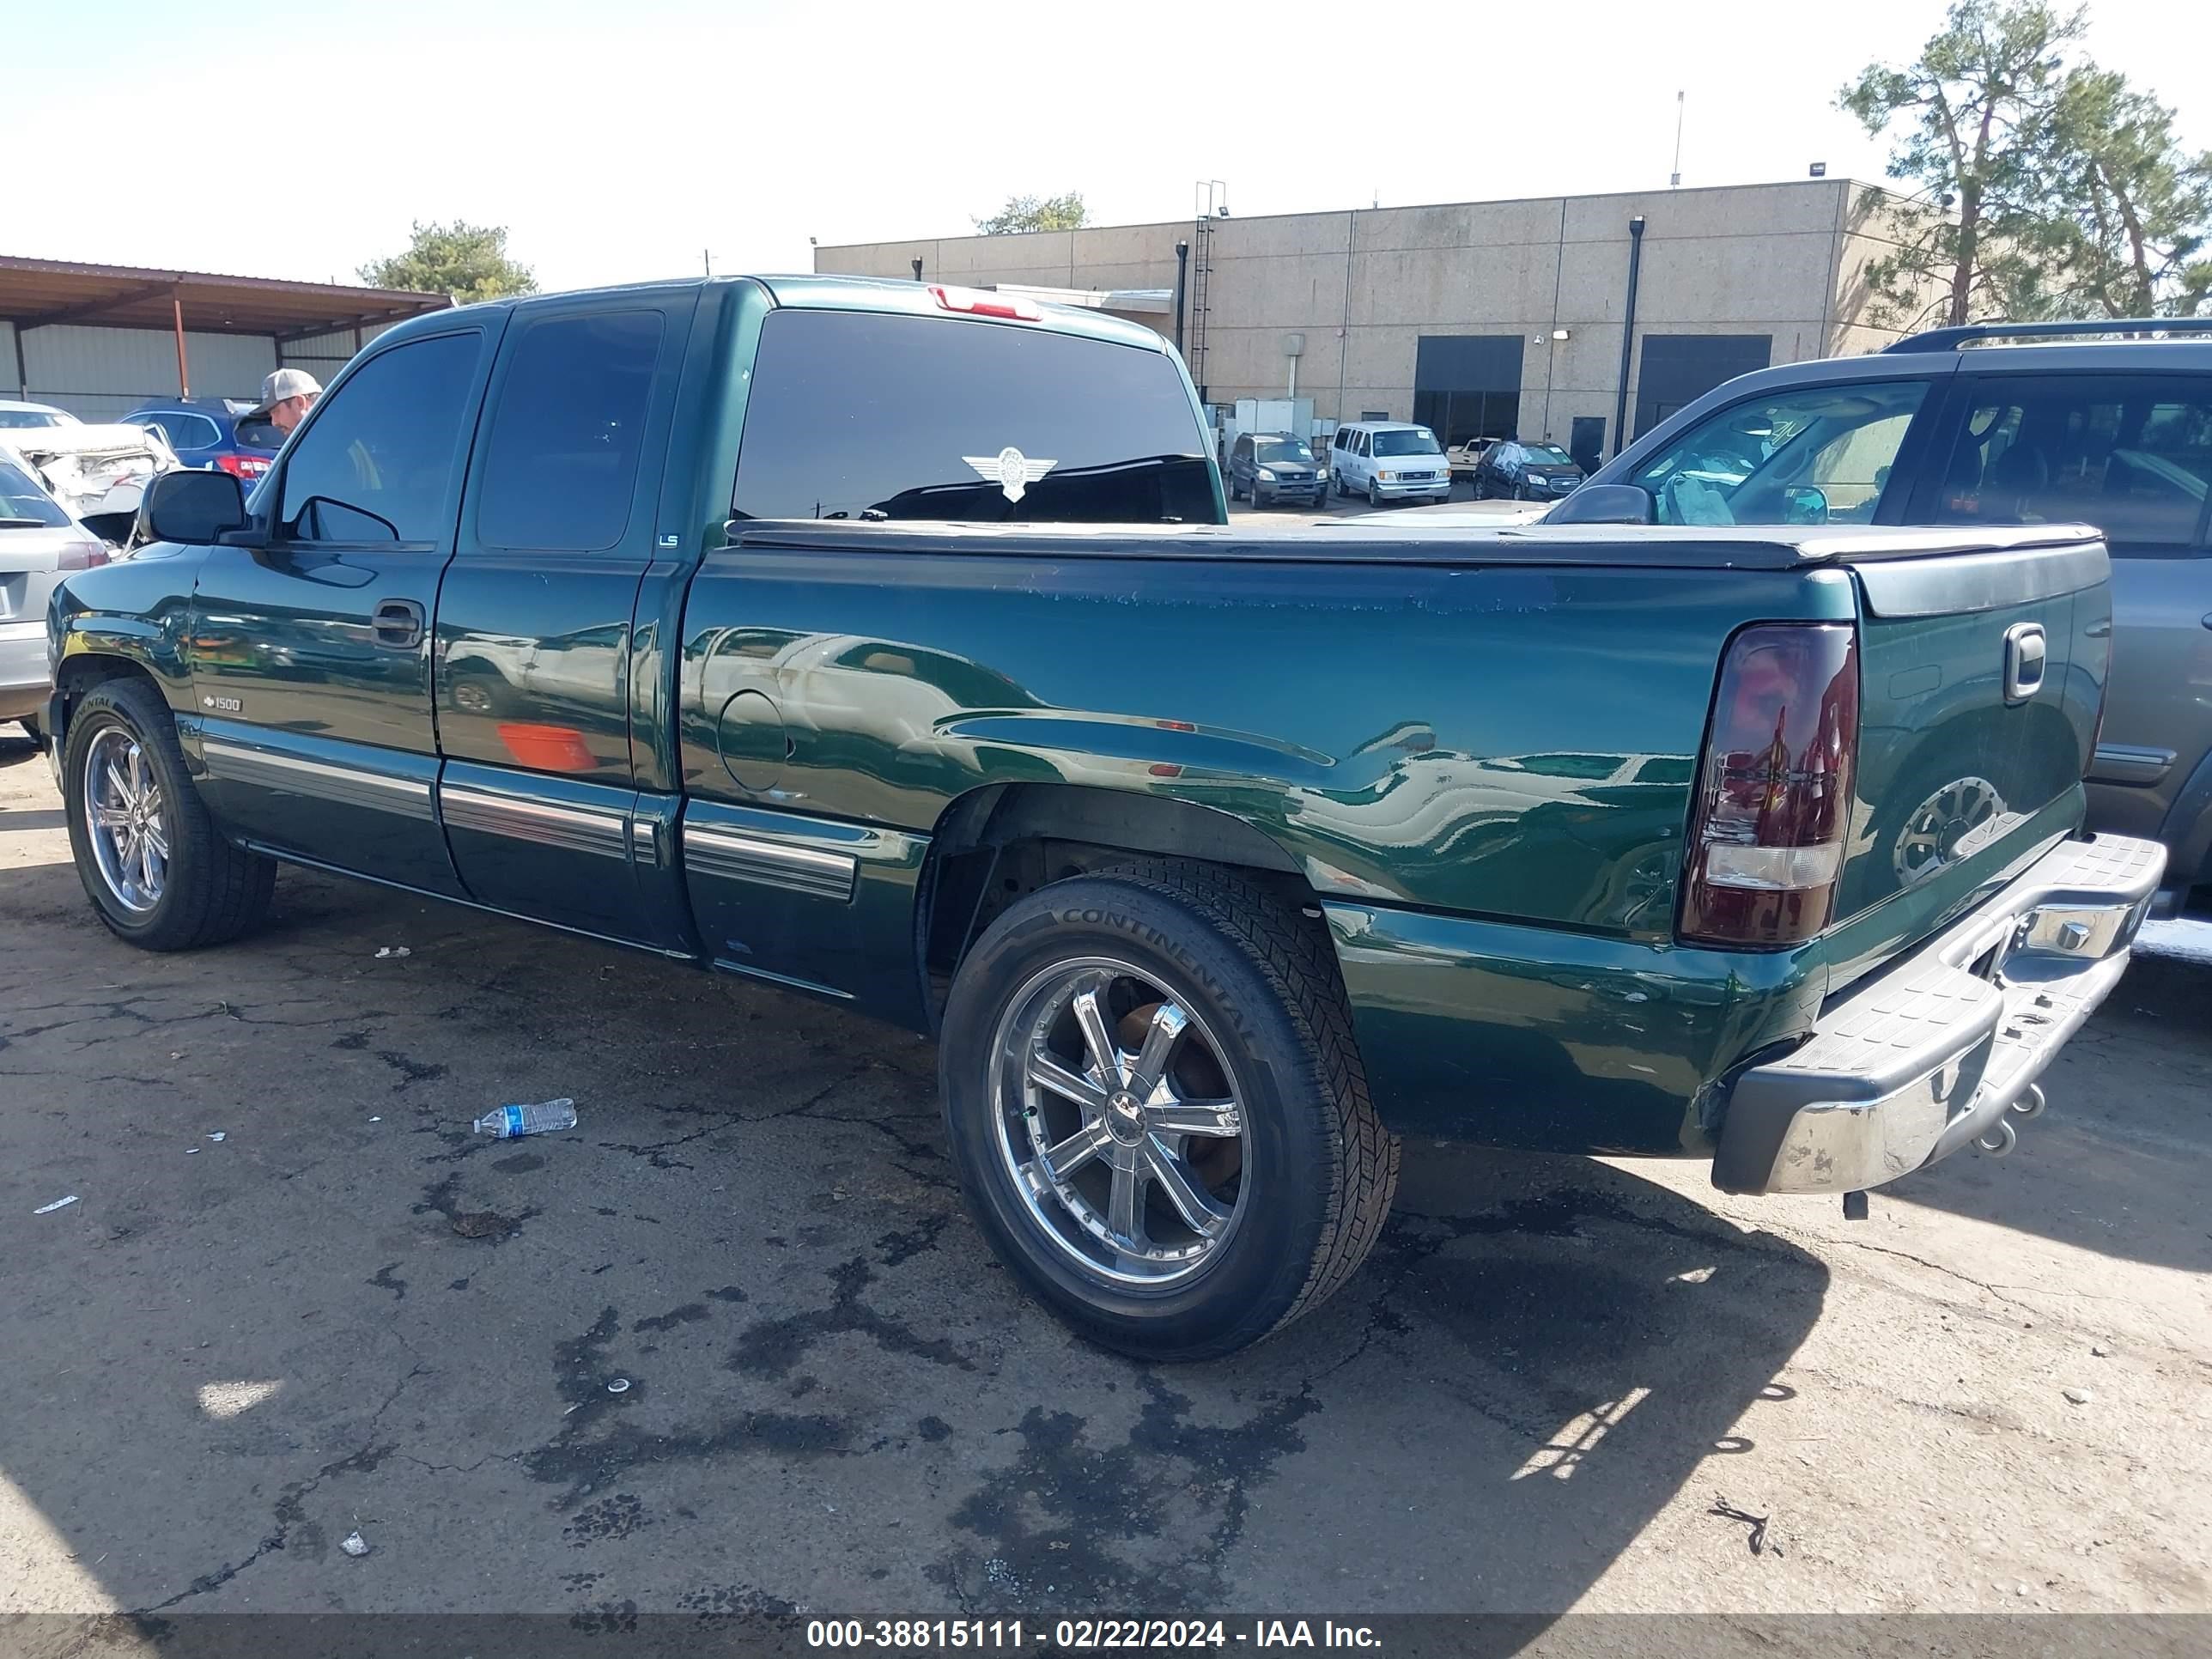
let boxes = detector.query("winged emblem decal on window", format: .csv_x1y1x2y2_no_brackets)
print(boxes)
962,446,1058,503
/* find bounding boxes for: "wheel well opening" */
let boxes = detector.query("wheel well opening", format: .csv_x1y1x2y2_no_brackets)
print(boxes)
916,784,1322,1028
51,655,161,748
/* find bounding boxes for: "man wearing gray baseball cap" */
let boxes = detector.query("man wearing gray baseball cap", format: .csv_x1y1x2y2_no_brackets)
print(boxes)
248,368,321,437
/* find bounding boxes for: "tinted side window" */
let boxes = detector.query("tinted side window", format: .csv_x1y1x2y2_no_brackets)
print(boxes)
133,412,218,449
1929,375,2212,551
1629,380,1929,526
280,332,480,543
732,310,1213,525
476,310,665,551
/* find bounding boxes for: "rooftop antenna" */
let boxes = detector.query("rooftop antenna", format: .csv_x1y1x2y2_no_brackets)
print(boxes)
1669,90,1685,187
703,249,712,276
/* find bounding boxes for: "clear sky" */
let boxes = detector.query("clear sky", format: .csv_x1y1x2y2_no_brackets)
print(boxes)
10,0,2208,294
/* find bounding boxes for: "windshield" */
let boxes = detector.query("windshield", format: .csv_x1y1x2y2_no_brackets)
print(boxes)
1522,445,1575,465
1255,438,1314,464
0,455,70,526
1372,428,1442,457
0,409,73,429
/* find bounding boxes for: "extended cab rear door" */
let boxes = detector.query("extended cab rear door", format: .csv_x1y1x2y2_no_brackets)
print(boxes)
434,291,696,946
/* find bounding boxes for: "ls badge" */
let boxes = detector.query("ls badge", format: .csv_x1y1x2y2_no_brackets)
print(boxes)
963,447,1057,503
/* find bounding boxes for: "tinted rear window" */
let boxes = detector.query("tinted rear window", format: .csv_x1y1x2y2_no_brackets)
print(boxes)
477,309,665,551
1931,374,2212,551
732,308,1214,525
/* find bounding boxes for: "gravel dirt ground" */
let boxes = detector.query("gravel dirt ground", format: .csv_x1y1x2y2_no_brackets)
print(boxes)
1,725,2207,1650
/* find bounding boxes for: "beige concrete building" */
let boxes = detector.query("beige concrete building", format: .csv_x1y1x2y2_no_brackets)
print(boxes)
817,177,1919,469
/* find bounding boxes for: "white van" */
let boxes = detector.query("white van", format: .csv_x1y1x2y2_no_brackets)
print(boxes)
1328,421,1451,506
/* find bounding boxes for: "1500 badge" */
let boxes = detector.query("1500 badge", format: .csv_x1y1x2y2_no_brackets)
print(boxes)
201,695,242,714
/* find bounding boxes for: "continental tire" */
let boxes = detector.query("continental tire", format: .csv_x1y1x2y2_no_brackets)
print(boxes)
62,677,276,951
939,861,1399,1360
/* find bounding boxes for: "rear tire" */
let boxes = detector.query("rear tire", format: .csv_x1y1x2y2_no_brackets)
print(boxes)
62,678,276,951
939,862,1399,1361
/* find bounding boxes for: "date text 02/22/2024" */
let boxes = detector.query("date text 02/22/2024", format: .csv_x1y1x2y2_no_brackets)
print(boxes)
804,1620,1383,1650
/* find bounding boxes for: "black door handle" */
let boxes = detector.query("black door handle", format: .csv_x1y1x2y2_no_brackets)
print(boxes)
372,598,426,649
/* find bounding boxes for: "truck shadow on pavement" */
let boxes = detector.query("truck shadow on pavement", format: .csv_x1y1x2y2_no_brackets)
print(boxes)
0,860,1829,1626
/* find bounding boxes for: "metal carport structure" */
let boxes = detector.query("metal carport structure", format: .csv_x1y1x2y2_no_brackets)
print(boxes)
0,256,449,419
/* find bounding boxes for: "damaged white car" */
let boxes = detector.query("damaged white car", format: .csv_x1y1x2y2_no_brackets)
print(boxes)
0,415,175,544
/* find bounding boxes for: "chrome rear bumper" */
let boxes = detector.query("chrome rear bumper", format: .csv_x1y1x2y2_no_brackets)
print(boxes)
1713,835,2165,1195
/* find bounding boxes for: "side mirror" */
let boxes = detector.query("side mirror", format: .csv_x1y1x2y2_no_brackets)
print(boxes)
1784,485,1831,525
137,468,246,546
1543,483,1656,526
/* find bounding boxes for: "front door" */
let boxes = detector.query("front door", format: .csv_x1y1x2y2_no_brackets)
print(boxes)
434,294,695,945
189,324,497,895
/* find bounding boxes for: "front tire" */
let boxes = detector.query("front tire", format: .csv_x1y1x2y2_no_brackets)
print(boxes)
939,863,1399,1361
62,678,276,951
1368,479,1383,508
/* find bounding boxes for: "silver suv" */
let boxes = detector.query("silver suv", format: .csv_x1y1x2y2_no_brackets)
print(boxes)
1559,319,2212,902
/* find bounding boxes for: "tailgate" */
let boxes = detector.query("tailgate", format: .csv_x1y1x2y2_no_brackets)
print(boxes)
1830,532,2109,976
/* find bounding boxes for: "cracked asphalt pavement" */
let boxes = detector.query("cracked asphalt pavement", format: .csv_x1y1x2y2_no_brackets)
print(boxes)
3,729,2209,1638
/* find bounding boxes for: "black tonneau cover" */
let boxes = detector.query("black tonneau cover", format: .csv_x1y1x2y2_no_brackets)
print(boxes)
734,518,2106,577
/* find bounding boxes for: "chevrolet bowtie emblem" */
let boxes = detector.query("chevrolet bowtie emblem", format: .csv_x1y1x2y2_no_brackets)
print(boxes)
963,446,1057,503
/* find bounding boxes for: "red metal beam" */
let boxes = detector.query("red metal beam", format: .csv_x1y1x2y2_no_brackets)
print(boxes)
173,294,190,398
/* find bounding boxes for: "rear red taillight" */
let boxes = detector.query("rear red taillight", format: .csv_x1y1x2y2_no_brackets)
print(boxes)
929,283,1043,321
58,538,109,571
1679,623,1860,949
215,453,270,480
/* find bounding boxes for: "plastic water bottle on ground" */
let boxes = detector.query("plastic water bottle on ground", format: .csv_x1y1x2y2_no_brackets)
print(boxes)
473,1098,578,1139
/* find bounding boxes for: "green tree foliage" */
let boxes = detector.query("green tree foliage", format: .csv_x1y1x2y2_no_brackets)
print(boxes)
1842,0,2212,325
1839,0,2081,328
972,193,1089,235
2042,69,2212,317
359,221,538,302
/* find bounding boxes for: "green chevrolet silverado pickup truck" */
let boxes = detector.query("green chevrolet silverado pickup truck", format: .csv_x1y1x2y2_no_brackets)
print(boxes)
45,275,2164,1359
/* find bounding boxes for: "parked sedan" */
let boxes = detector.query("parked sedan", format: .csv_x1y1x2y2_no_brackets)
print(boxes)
1227,432,1328,507
1475,441,1585,501
122,398,281,489
0,452,108,742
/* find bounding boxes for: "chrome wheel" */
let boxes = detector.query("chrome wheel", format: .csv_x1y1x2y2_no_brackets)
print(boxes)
1893,775,2007,884
83,726,168,914
990,958,1248,1287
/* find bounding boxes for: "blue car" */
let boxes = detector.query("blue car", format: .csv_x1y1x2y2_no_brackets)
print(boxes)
120,398,280,489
